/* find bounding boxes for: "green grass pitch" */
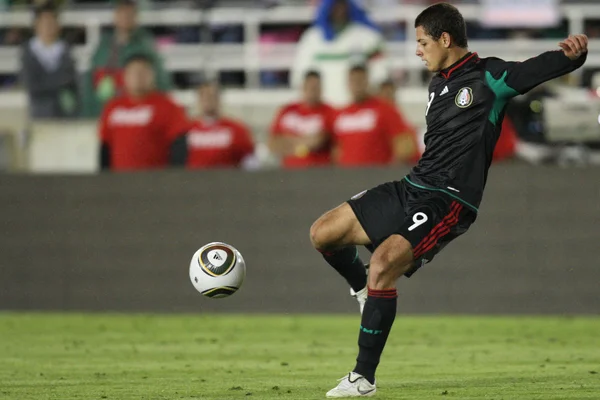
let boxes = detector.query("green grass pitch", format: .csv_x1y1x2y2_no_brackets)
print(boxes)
1,314,599,399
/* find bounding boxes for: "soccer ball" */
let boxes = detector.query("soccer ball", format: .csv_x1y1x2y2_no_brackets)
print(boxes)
189,242,246,298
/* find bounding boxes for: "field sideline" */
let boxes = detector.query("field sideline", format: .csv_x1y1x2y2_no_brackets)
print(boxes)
0,314,599,399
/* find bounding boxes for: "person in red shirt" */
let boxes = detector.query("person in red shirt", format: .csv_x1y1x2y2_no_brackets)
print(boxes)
98,54,188,171
378,79,397,106
333,65,417,166
170,81,255,169
378,78,421,164
268,70,336,168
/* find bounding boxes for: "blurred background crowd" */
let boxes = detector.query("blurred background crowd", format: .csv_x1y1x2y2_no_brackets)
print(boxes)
1,0,600,172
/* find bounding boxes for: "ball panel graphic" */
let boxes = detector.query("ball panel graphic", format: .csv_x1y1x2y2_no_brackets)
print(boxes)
198,244,236,277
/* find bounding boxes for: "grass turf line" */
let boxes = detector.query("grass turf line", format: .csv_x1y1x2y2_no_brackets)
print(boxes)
0,314,599,399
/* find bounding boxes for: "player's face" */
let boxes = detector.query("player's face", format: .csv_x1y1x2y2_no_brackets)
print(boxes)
124,61,155,96
198,84,220,116
114,4,137,33
349,70,369,100
415,26,448,72
303,76,321,104
35,12,59,42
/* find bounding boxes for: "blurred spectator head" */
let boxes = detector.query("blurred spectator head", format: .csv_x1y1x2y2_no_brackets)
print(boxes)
114,0,138,35
315,0,380,42
198,80,220,117
378,79,396,105
33,4,59,44
414,3,468,72
124,54,155,97
303,70,322,106
348,64,369,102
330,0,350,26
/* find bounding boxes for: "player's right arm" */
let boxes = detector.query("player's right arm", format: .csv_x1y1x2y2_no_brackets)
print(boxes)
485,34,588,98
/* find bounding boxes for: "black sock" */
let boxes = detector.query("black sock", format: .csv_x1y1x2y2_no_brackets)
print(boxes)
353,288,397,384
319,246,367,292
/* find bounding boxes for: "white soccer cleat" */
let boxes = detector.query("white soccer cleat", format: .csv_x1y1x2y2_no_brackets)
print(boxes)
326,372,376,398
350,263,369,314
350,286,367,314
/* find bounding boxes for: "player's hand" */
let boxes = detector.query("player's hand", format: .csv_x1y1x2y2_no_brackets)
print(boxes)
559,34,588,60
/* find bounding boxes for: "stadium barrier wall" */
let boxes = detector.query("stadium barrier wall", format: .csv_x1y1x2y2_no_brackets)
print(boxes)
1,165,599,314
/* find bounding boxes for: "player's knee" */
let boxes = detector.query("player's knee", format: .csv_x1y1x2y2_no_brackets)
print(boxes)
369,248,397,276
309,217,333,250
369,244,412,288
310,204,359,251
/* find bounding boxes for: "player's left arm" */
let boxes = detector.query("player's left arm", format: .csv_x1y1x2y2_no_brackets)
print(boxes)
487,34,588,97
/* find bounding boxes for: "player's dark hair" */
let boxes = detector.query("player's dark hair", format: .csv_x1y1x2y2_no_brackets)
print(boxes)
123,53,154,67
349,64,368,75
414,3,468,49
304,70,321,80
34,3,58,21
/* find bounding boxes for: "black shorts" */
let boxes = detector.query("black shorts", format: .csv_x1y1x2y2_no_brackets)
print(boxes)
347,178,477,277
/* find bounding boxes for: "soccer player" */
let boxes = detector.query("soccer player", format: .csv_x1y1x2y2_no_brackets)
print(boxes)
310,3,588,397
99,54,188,171
170,81,255,169
333,65,417,166
269,71,335,168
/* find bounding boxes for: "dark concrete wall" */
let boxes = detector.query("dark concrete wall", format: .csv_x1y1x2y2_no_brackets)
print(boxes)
1,165,599,314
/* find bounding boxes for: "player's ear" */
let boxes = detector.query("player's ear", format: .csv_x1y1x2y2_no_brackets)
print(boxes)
440,32,452,49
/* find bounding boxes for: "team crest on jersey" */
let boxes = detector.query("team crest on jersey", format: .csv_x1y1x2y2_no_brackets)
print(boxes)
455,87,473,108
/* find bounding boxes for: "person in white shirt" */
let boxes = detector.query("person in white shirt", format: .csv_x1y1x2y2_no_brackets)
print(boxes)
291,0,388,106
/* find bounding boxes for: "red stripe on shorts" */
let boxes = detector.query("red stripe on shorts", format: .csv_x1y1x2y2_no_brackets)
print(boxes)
412,202,458,255
413,203,463,259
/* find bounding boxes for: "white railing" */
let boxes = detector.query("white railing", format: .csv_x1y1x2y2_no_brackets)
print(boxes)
0,4,598,84
2,39,600,74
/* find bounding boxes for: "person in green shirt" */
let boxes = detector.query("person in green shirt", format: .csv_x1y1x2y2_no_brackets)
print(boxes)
81,0,171,117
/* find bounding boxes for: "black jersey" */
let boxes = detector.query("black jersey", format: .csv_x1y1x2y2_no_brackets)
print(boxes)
407,51,587,212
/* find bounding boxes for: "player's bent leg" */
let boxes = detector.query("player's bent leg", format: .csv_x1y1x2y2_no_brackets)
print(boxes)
309,202,370,250
327,235,415,396
367,234,414,290
310,203,371,312
351,235,413,387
